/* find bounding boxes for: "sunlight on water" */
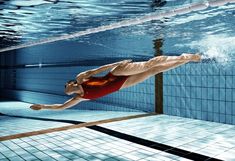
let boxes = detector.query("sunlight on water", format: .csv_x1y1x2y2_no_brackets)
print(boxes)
1,0,234,53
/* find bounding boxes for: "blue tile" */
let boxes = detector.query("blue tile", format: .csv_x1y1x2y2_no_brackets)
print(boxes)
196,111,202,119
208,88,213,99
191,76,197,86
212,64,220,75
196,100,202,111
185,87,191,98
164,86,169,95
163,75,169,85
176,87,181,97
175,76,181,86
202,100,208,111
190,64,196,75
219,89,226,101
208,100,213,112
213,88,219,100
208,112,213,121
180,76,186,85
202,76,207,87
191,87,197,98
207,76,213,87
226,89,233,101
213,113,220,122
181,66,186,73
163,107,168,114
201,64,208,75
219,102,226,114
196,88,202,99
171,68,177,75
226,115,232,124
219,114,226,123
185,76,191,86
232,116,235,125
225,66,233,75
176,97,181,108
172,108,178,116
171,97,177,106
163,99,167,108
185,98,191,107
207,66,213,75
191,98,197,110
201,88,208,99
233,76,235,85
232,103,235,115
213,76,220,87
219,76,226,88
180,87,186,97
225,102,233,115
196,76,202,87
180,109,186,117
191,110,197,119
180,98,186,107
186,108,192,117
185,64,191,75
226,76,233,88
213,101,220,113
202,112,208,120
233,90,235,102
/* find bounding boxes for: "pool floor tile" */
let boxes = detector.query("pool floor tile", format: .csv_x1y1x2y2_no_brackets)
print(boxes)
1,101,235,160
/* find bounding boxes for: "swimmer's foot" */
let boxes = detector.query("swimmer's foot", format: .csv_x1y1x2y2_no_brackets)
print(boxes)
181,53,202,62
200,54,217,63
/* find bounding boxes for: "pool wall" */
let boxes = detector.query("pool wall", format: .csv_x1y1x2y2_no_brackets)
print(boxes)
163,61,235,125
0,41,155,112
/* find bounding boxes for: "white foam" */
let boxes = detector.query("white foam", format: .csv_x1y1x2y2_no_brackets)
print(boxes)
182,34,235,66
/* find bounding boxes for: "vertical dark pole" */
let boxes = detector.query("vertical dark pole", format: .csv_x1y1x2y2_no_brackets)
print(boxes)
13,51,17,89
153,39,163,114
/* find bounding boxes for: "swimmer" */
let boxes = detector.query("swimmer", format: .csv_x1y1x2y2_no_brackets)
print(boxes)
30,53,201,110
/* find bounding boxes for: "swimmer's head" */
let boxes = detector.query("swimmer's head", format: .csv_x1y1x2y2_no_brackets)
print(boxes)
65,80,78,95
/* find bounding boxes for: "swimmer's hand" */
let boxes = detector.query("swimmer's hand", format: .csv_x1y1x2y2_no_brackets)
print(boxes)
30,104,43,110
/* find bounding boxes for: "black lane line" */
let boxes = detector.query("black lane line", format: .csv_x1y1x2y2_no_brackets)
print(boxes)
88,125,222,161
0,113,222,161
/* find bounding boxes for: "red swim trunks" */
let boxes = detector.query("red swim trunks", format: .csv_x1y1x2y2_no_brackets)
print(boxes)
81,72,129,99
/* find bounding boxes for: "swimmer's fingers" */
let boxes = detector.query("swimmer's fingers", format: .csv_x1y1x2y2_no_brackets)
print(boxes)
30,104,43,110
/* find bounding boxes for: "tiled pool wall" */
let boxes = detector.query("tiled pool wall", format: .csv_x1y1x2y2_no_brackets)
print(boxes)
0,43,155,112
163,61,235,125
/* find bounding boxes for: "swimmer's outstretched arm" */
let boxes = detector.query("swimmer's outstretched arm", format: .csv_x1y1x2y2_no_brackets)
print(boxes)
76,59,132,83
30,96,85,110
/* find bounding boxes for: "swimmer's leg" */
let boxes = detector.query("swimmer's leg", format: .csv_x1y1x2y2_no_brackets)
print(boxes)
111,53,201,76
120,57,200,89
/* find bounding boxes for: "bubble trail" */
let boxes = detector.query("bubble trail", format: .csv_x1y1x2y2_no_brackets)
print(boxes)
0,0,235,53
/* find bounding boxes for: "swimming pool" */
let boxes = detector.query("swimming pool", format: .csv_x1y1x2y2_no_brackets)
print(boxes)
1,0,234,123
1,0,235,160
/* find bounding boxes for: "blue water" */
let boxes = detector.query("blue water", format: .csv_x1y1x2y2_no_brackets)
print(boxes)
1,0,234,61
0,0,235,123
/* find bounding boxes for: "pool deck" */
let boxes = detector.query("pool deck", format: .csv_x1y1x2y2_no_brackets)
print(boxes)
0,100,235,161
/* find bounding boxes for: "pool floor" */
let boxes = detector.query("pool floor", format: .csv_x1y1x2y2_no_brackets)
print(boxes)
0,100,235,161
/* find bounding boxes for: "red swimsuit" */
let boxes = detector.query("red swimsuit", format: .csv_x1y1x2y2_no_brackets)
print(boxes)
81,73,129,99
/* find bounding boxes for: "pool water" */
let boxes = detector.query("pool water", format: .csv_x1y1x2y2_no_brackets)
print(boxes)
1,1,235,161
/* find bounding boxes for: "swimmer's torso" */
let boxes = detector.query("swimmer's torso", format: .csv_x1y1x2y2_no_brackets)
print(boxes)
81,73,129,99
